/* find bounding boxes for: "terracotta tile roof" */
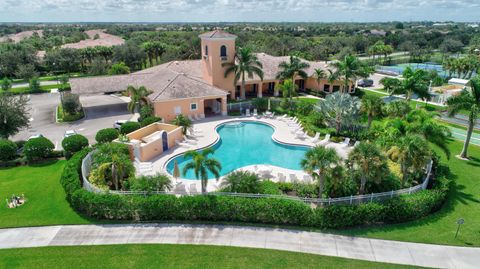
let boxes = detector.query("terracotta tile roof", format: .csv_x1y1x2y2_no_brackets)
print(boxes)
70,62,227,101
198,30,237,39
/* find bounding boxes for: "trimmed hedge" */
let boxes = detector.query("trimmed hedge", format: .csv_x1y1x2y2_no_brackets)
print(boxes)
24,137,54,162
120,122,141,135
0,139,17,161
62,134,89,159
61,150,450,229
95,128,119,143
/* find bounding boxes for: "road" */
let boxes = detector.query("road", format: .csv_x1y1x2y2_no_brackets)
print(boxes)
11,80,61,89
12,93,131,149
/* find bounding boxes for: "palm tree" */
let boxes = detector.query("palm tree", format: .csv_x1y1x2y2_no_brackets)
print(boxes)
361,95,384,129
172,114,192,135
330,55,373,94
182,148,222,193
379,77,403,96
95,152,134,190
313,68,326,87
387,135,431,187
301,145,339,199
276,79,298,100
127,86,149,114
223,47,264,100
401,67,429,101
447,76,480,159
276,56,310,97
347,142,389,195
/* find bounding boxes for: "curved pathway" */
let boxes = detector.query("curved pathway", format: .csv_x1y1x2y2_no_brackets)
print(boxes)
1,224,478,268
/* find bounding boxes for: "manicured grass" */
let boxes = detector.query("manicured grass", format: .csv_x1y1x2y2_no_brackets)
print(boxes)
0,160,91,228
8,84,69,94
337,139,480,247
0,244,419,269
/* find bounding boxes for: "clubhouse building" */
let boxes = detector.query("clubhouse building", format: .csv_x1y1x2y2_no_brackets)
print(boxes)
70,30,347,121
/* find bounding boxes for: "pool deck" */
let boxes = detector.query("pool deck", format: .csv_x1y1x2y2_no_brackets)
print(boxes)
145,115,353,192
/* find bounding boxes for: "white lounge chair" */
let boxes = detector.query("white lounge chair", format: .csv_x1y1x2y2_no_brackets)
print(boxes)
245,108,251,117
353,141,361,148
310,132,320,144
279,114,288,121
289,174,299,183
189,183,198,194
317,134,331,146
253,109,259,118
277,172,286,183
341,138,351,147
303,174,313,183
175,140,190,148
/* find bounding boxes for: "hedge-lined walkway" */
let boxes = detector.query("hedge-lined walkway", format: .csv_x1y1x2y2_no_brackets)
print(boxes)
1,224,478,268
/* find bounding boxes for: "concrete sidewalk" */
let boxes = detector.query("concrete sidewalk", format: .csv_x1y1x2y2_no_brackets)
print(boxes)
1,224,479,268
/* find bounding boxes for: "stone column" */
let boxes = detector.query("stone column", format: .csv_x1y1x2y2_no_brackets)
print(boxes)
257,83,263,98
221,97,228,116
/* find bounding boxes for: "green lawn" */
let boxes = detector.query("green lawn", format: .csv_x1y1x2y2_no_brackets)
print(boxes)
8,84,69,94
336,139,480,246
0,244,419,269
0,160,91,228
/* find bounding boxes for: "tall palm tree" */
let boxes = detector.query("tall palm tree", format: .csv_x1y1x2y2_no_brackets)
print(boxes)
301,146,339,199
330,55,373,94
347,142,389,195
127,86,149,114
447,76,480,159
387,134,431,187
276,56,310,97
313,68,326,87
182,148,222,193
275,79,298,100
172,114,192,135
361,94,384,129
401,67,429,101
223,47,264,100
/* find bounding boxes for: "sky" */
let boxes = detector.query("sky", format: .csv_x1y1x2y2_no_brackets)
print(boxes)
0,0,479,23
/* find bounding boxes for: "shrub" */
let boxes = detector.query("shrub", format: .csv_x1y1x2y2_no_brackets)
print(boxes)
61,93,81,115
130,174,173,192
139,105,154,120
24,137,54,162
120,121,141,134
140,116,162,127
62,134,89,158
260,180,282,195
220,171,262,193
252,98,268,111
61,150,450,229
295,100,315,116
0,139,17,161
95,128,119,143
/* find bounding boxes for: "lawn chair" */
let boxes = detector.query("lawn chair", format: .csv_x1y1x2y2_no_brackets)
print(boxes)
303,174,313,183
318,134,331,146
277,173,286,183
189,183,198,194
289,174,299,183
245,108,251,117
310,132,320,144
253,109,259,118
341,138,351,148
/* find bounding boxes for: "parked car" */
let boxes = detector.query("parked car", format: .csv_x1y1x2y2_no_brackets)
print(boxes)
64,130,77,138
113,120,129,130
27,134,43,141
357,79,374,87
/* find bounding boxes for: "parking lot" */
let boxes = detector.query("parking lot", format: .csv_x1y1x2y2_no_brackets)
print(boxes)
13,93,132,149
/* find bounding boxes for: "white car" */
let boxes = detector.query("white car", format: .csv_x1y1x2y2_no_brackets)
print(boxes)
28,134,43,141
113,120,129,130
64,130,77,138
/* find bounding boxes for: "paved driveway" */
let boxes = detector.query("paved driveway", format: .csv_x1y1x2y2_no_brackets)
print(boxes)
12,93,131,148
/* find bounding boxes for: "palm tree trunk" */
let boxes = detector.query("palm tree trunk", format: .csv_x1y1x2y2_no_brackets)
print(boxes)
460,117,474,159
318,173,325,199
241,73,246,100
359,175,367,195
201,178,207,194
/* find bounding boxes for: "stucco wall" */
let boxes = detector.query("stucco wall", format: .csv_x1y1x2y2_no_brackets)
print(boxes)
153,98,206,122
201,38,236,97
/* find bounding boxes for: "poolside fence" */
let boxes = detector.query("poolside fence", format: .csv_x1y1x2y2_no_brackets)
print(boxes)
81,151,434,206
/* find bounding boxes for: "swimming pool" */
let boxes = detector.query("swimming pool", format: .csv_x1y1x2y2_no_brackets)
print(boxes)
165,121,310,180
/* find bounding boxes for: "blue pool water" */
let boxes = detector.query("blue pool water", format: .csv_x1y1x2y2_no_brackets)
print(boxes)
166,121,310,180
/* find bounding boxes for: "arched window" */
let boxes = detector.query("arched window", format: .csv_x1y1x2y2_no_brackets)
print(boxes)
220,45,227,57
205,45,208,56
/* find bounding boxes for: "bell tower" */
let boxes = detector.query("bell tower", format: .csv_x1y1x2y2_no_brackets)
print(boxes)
199,30,237,98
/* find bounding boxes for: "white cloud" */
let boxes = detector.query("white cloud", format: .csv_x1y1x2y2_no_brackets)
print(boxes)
0,0,479,21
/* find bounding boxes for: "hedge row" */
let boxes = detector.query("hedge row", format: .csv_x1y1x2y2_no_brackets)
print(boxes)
61,149,450,229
